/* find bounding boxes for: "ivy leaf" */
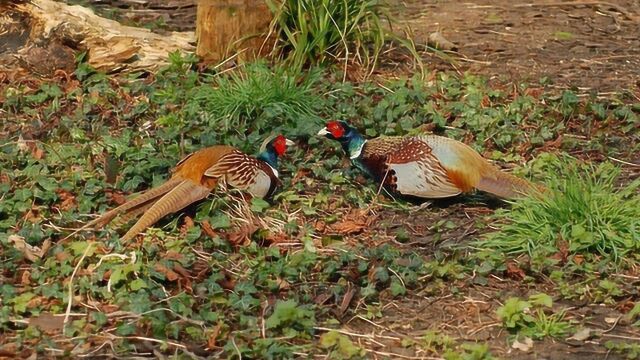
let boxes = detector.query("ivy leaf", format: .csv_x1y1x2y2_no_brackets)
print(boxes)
320,331,364,358
529,293,553,308
12,292,35,314
250,198,270,213
389,279,406,297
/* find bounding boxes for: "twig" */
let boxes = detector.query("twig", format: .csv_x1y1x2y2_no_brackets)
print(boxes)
602,315,622,334
64,242,93,331
601,333,640,341
607,156,640,167
231,336,242,360
513,1,637,22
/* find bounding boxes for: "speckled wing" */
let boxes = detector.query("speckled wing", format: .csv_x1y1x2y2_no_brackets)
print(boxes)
361,136,462,198
385,137,462,198
203,150,278,199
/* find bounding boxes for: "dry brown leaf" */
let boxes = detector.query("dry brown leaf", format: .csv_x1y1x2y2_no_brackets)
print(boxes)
29,313,64,334
17,136,45,160
56,189,77,211
201,220,218,239
264,232,289,245
314,220,326,232
172,263,191,279
154,263,179,282
338,286,357,316
163,251,184,261
8,235,51,262
106,190,127,206
20,270,31,286
505,261,526,280
275,277,290,291
511,336,533,352
217,271,236,290
330,219,366,235
192,259,211,282
207,323,223,349
101,304,119,313
180,216,195,236
225,223,258,247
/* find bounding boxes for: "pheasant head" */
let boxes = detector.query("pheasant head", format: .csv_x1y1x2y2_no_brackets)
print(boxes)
317,120,366,159
256,134,295,169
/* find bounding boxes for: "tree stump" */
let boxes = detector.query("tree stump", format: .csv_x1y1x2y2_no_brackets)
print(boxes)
195,0,272,64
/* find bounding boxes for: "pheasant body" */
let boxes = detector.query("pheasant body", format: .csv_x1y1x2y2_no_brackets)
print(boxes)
318,121,541,199
73,136,292,241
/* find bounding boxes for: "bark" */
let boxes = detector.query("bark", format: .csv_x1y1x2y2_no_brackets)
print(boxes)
195,0,272,63
0,0,195,75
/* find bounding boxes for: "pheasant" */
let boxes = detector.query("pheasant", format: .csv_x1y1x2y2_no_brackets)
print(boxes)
69,135,294,242
317,121,542,199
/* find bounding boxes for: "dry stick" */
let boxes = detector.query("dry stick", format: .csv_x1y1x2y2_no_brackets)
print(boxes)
64,242,93,331
513,1,637,22
607,156,640,167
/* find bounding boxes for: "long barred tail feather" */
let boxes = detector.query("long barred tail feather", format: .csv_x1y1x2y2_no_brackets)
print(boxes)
61,177,184,241
477,168,545,199
119,179,212,242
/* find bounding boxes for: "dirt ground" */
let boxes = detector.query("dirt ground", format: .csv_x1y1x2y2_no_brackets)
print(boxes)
77,0,640,94
398,0,640,94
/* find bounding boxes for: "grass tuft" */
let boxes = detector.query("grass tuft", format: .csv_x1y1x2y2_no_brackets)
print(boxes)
197,62,323,135
476,157,640,269
266,0,420,76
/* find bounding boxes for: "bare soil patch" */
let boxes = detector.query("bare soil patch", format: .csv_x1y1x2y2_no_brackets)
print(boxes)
400,0,640,94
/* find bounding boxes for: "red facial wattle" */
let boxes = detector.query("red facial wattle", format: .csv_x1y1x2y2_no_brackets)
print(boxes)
273,135,287,156
326,121,345,138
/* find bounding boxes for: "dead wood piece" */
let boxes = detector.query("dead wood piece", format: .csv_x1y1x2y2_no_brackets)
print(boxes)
12,0,195,73
513,1,639,22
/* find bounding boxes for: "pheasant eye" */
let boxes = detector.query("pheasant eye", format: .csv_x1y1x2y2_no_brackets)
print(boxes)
327,121,345,138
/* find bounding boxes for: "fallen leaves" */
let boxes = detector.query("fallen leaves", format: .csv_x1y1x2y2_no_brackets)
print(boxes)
8,235,51,262
154,263,180,282
327,209,377,235
105,189,127,206
511,336,533,352
28,313,65,334
17,135,45,160
330,219,367,235
505,261,526,280
56,189,77,211
567,327,595,342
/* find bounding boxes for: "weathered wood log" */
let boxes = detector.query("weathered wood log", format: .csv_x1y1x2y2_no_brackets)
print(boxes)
195,0,272,63
0,0,195,75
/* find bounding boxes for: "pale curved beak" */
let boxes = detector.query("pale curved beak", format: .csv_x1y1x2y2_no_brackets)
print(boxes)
285,138,295,147
317,127,330,136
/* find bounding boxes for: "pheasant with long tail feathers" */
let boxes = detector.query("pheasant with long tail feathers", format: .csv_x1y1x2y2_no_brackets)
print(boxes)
69,135,294,241
318,121,542,199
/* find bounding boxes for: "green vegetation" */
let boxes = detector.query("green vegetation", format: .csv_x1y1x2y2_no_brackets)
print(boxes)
476,157,640,271
267,0,420,74
496,293,573,340
1,51,639,357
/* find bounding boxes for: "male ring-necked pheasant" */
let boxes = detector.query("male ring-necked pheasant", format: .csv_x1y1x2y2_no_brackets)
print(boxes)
71,135,294,241
318,121,541,199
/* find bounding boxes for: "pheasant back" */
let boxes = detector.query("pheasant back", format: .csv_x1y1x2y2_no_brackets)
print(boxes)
358,134,539,199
